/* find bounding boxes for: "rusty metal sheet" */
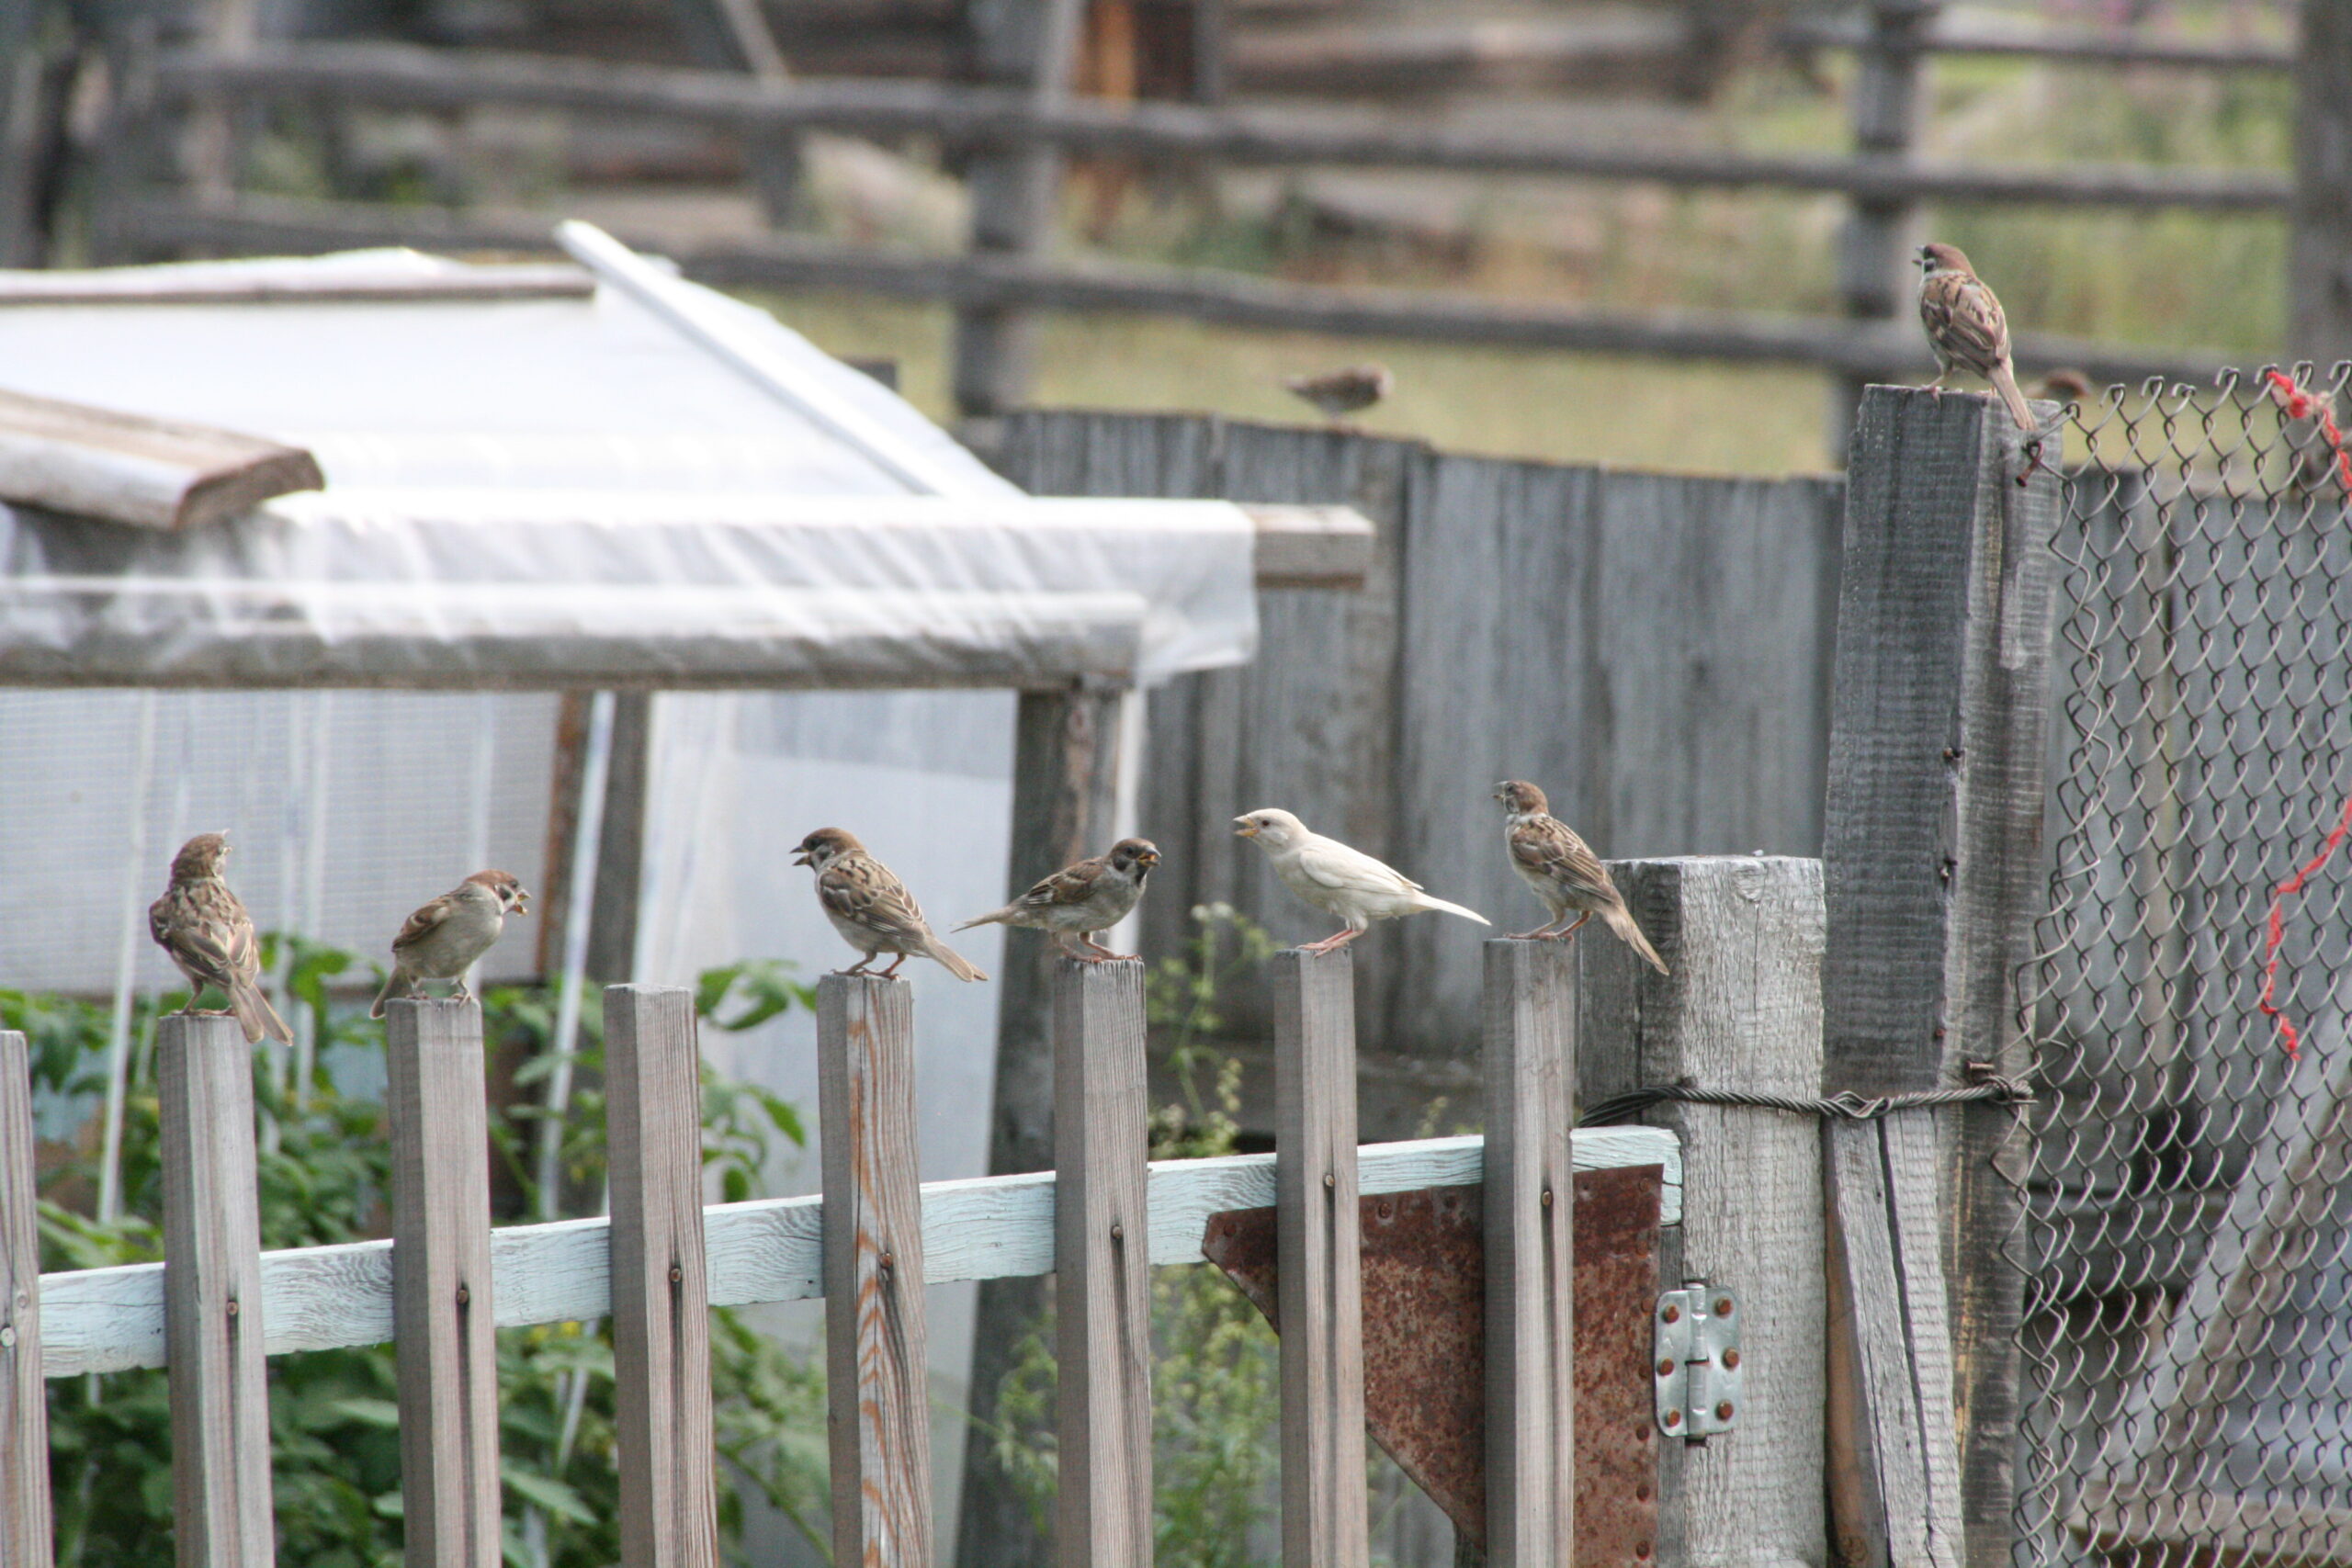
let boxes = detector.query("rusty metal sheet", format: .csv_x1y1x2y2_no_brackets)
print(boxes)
1199,1162,1665,1565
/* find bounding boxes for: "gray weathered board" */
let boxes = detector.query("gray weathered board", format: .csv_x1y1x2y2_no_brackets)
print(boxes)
992,410,1844,1060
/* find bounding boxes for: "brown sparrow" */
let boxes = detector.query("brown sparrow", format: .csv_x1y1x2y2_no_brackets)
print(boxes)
793,827,988,981
1915,243,2038,435
955,838,1160,963
1492,782,1668,974
148,831,293,1044
2030,367,2096,408
1234,807,1487,954
370,870,533,1018
1283,364,1393,423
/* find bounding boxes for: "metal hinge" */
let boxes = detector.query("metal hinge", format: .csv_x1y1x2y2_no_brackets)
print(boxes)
1655,1282,1743,1438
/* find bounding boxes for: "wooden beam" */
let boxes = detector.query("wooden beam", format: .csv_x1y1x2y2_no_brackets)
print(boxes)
385,999,503,1568
605,987,720,1568
2290,0,2352,383
1832,0,1931,451
1782,15,2293,70
818,975,932,1568
0,387,322,531
1480,941,1575,1568
1577,857,1829,1568
109,194,2243,388
1819,386,2063,1568
957,679,1125,1568
0,265,593,304
38,1126,1682,1377
158,1013,277,1568
1051,957,1153,1567
150,44,2294,212
0,1031,52,1568
1242,502,1374,590
1273,947,1369,1568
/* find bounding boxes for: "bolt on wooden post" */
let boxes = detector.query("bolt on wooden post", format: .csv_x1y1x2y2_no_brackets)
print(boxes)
605,986,719,1568
385,999,503,1568
158,1012,276,1568
819,974,932,1568
0,1029,52,1568
1053,956,1154,1566
1273,946,1369,1568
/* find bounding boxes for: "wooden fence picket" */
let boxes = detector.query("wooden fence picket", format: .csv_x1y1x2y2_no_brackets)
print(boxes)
0,1031,51,1568
819,974,932,1568
1272,947,1369,1567
158,1013,275,1568
1052,956,1154,1565
385,998,503,1568
1480,940,1576,1568
605,986,719,1568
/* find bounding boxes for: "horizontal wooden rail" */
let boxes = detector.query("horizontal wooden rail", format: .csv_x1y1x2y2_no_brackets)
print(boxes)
108,196,2242,387
150,43,2291,213
1781,16,2292,71
37,1126,1679,1378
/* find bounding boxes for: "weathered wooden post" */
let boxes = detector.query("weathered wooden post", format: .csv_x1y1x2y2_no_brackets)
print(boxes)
386,998,503,1568
1821,384,2060,1568
820,974,932,1567
958,679,1125,1568
1832,0,1936,445
606,986,719,1568
1274,946,1368,1566
1481,941,1576,1568
158,1012,276,1568
0,1030,51,1568
1052,956,1153,1564
2291,0,2352,382
1579,856,1828,1568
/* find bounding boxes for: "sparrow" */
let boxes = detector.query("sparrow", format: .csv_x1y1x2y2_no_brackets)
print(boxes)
148,831,293,1045
370,870,533,1018
1233,807,1487,954
1492,781,1668,974
793,827,987,981
1915,243,2038,435
955,838,1160,963
1283,364,1392,424
2030,367,2096,409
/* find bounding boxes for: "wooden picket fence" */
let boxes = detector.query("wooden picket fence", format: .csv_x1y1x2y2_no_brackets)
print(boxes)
0,942,1689,1567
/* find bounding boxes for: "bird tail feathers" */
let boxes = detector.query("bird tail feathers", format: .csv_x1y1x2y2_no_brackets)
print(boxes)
1415,893,1491,927
236,980,295,1043
1988,361,2038,438
925,938,989,983
369,970,401,1021
951,908,1012,933
1604,903,1671,976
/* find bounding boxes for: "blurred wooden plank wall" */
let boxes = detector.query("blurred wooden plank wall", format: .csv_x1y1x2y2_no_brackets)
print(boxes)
991,410,1844,1062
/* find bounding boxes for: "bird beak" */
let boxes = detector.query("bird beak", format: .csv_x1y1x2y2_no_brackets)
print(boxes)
1138,849,1161,865
514,888,533,914
792,852,809,866
1233,818,1258,839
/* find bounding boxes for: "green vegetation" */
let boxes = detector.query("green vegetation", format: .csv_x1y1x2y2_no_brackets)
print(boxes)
10,944,828,1568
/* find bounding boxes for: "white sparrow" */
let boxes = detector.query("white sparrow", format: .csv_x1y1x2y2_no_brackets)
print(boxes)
148,831,292,1045
955,837,1160,963
1283,364,1393,423
793,827,988,981
370,870,533,1018
1233,807,1487,954
1915,242,2037,435
1492,781,1668,974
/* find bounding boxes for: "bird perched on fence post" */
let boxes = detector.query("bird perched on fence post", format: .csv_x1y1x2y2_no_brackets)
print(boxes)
1914,242,2039,436
1283,363,1393,426
148,830,293,1044
1493,781,1668,974
1235,807,1487,953
371,871,533,1018
955,838,1160,963
794,827,988,980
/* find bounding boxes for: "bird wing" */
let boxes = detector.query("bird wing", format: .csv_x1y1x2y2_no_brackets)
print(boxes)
820,854,935,942
1019,855,1109,910
1921,271,2011,377
1293,834,1419,896
1510,817,1615,899
391,890,464,954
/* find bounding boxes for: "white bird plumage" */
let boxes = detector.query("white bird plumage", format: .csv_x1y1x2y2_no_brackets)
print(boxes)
1234,807,1488,953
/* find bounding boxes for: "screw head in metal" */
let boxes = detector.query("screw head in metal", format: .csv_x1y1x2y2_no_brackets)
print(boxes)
1111,1222,1125,1241
1714,1297,1733,1317
880,1251,895,1272
1541,1188,1554,1208
1664,1408,1681,1427
1323,1171,1337,1190
1722,1348,1741,1370
1661,1303,1681,1324
1716,1401,1736,1421
0,1325,15,1349
1636,1543,1653,1560
669,1264,684,1285
225,1299,240,1317
455,1283,470,1306
1657,1358,1677,1377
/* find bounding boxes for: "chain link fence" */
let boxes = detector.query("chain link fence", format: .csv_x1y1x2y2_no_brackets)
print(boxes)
2018,361,2352,1568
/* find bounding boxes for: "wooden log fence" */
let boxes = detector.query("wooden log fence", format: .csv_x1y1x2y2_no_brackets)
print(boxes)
6,956,1699,1566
